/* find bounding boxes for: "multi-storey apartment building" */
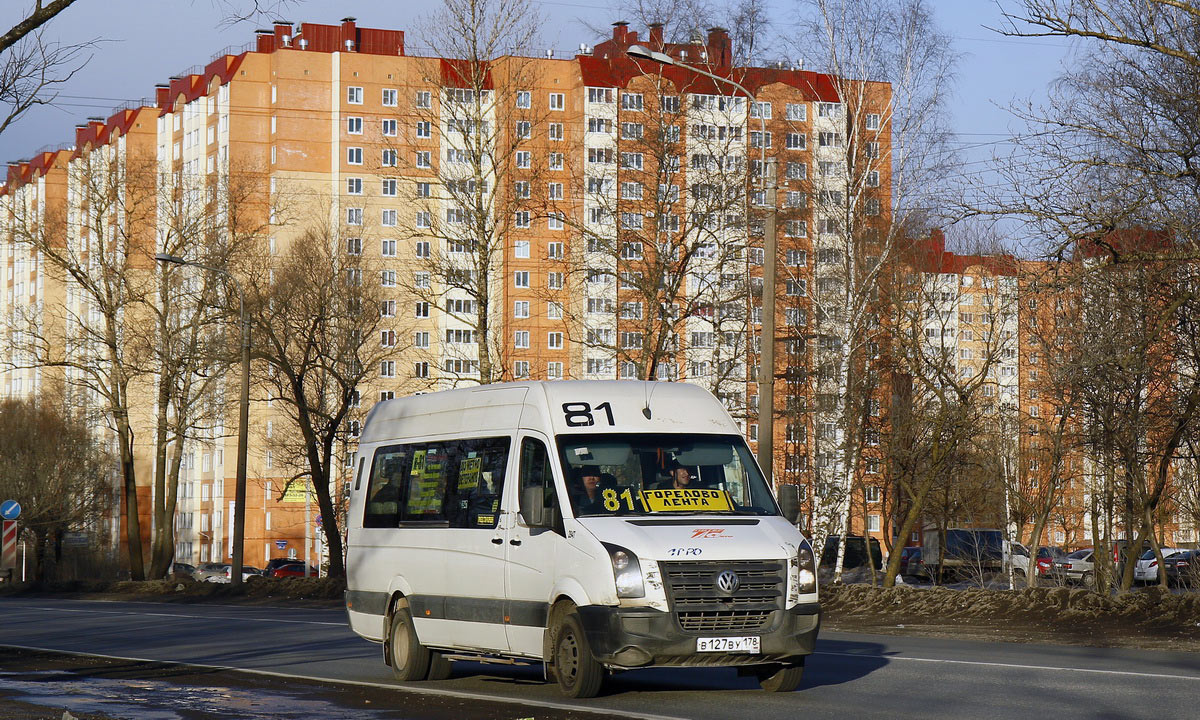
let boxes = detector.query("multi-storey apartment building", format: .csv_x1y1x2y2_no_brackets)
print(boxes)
1,18,896,572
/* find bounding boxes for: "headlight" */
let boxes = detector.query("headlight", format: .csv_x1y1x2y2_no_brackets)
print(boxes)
797,541,816,593
603,543,645,598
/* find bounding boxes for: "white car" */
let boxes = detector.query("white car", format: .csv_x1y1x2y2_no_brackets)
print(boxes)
1134,548,1184,582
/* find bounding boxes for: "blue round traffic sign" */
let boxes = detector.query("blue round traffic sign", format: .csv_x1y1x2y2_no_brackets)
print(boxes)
0,500,20,521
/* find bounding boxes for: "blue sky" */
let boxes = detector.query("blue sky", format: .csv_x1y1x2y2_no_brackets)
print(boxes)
1,0,1076,236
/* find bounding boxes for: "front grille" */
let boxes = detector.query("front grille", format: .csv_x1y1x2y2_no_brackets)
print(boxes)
661,560,785,634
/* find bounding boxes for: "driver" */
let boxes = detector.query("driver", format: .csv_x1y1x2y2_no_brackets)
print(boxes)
571,468,604,513
656,465,694,490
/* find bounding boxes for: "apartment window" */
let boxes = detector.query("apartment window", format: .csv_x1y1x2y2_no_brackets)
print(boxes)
380,360,396,377
749,131,772,148
514,360,530,379
516,151,531,169
819,132,843,147
382,149,397,167
549,152,564,170
548,122,563,141
866,170,880,187
621,122,644,139
347,147,363,165
587,87,614,104
512,330,531,349
346,177,363,195
588,148,613,164
786,249,807,266
515,211,530,228
620,181,643,200
587,117,612,134
786,220,807,237
514,271,530,288
514,300,530,318
382,88,397,106
865,198,881,216
380,300,396,317
346,116,363,134
549,92,564,110
414,272,430,288
415,90,432,108
415,211,432,228
381,178,398,196
661,95,679,112
786,132,806,150
381,209,398,226
620,152,643,170
865,141,879,159
817,102,841,118
515,239,530,258
819,161,838,175
865,113,881,130
381,330,397,347
381,239,397,256
381,270,397,287
516,90,531,108
548,213,565,230
547,362,564,379
415,301,430,318
548,182,564,200
548,272,563,289
786,279,807,296
347,86,363,104
515,180,530,199
786,103,807,121
548,332,563,349
346,208,363,225
515,120,532,138
382,119,398,136
750,101,772,118
415,240,430,257
413,362,429,378
345,237,362,255
621,92,643,110
415,120,431,139
786,162,807,180
867,514,881,533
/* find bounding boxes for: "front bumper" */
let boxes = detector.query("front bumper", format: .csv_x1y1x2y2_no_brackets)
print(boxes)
576,603,820,668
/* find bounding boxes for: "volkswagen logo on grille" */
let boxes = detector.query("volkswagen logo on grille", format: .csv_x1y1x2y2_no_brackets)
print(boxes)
715,569,740,595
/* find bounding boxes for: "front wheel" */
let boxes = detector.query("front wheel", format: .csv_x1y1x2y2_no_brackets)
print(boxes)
388,605,432,681
757,661,805,692
553,612,604,698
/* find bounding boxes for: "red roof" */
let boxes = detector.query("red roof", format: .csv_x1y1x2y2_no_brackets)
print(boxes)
577,54,839,101
907,229,1018,277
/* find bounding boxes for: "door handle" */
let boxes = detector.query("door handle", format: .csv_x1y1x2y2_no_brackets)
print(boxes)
509,538,522,546
491,537,503,545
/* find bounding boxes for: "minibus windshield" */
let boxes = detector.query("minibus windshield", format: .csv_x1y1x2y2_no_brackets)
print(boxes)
557,433,780,517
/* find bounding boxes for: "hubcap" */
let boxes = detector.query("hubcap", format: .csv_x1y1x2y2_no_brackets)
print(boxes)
558,630,579,684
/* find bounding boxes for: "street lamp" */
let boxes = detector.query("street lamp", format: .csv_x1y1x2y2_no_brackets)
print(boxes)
155,252,251,586
626,45,780,484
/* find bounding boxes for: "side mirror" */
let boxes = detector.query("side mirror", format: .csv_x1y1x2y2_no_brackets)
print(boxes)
521,486,551,528
777,483,800,524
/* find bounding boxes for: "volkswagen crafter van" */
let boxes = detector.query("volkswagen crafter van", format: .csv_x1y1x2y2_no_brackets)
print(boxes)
345,381,818,697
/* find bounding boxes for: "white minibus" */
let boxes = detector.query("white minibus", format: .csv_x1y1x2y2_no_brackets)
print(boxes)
345,381,818,697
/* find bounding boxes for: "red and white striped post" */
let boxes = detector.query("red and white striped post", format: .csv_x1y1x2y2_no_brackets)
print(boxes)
1,520,17,576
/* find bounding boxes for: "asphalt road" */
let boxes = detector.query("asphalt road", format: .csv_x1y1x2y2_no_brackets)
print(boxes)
2,597,1199,719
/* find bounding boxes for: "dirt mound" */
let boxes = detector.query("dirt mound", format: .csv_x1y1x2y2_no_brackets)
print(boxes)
0,576,347,605
822,583,1200,647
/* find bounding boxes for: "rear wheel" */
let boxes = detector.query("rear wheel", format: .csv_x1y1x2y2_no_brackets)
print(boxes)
388,605,432,681
757,660,805,692
426,651,452,680
1081,571,1095,587
553,612,604,698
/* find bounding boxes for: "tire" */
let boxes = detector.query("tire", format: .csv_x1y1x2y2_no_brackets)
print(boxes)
757,661,805,692
388,605,432,681
1081,571,1094,587
553,612,604,698
426,651,452,681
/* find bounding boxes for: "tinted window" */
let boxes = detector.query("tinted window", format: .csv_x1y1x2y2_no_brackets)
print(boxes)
363,437,511,528
519,437,562,526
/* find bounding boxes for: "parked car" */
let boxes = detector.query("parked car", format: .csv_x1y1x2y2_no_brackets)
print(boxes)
268,562,319,578
922,528,1005,580
171,562,195,579
1052,548,1095,584
1034,546,1066,578
225,565,263,582
898,546,923,579
1163,550,1200,588
263,557,301,575
195,563,230,583
820,535,883,571
1134,547,1185,583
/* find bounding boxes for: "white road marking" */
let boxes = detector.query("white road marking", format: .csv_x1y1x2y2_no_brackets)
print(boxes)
816,651,1200,681
0,644,687,720
18,605,346,626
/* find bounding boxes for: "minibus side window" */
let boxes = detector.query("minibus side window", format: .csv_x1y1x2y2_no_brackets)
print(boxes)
363,445,409,528
445,437,510,529
518,437,562,531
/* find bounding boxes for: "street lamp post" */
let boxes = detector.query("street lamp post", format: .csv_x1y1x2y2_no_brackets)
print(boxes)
155,253,251,586
626,45,779,485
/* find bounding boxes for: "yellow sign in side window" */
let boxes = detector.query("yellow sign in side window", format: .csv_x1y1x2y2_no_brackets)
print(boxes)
639,488,734,513
458,456,482,490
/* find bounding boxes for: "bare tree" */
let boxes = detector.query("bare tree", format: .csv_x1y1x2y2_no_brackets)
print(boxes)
0,396,113,581
244,219,392,579
396,0,549,385
788,0,958,580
